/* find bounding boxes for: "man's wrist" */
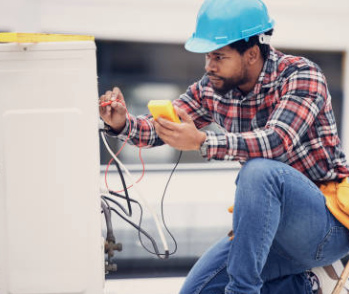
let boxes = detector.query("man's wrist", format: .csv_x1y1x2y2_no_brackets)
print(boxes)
197,131,207,150
198,130,210,158
104,122,124,135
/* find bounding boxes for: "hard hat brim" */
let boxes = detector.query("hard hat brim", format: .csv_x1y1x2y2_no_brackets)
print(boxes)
185,36,227,53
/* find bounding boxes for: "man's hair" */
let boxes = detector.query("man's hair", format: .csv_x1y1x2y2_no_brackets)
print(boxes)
229,29,274,61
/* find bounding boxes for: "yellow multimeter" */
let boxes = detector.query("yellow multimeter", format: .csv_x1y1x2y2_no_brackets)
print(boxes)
147,100,181,123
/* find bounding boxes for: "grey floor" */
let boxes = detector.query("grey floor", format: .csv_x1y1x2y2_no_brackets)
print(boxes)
104,277,185,294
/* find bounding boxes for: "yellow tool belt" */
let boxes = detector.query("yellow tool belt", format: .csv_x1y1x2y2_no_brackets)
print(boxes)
319,177,349,229
227,177,349,235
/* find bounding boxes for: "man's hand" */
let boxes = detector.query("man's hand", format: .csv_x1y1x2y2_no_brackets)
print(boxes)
99,87,127,133
153,107,206,151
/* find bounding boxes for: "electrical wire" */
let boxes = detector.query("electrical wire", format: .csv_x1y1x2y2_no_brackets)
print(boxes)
133,151,182,256
108,206,162,255
104,106,150,194
102,167,181,257
158,150,182,255
100,109,182,258
134,150,181,256
102,148,181,258
100,130,170,257
104,133,132,216
101,194,162,257
102,98,132,191
101,200,115,243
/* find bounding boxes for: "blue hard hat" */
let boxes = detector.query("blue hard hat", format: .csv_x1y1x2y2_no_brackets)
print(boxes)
185,0,275,53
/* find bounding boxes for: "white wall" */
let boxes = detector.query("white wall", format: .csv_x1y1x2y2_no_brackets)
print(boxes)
1,0,348,48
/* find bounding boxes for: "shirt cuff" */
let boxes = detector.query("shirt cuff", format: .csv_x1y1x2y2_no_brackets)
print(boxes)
199,130,211,159
117,117,131,140
104,116,130,138
199,130,236,160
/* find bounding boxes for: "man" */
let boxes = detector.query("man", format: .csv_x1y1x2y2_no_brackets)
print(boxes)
99,0,349,293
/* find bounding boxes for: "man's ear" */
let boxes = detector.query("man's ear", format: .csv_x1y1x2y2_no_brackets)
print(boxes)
246,45,260,65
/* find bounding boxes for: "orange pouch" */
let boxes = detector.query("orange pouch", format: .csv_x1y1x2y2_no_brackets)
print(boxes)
320,177,349,229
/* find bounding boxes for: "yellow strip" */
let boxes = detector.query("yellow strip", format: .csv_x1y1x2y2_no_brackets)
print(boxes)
0,33,94,43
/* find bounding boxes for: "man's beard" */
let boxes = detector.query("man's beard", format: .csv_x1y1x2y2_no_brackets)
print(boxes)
207,70,249,95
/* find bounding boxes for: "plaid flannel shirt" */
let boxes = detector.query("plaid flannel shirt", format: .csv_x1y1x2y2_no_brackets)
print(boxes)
118,47,349,182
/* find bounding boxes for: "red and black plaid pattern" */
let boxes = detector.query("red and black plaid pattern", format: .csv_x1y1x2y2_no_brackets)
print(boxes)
119,48,349,182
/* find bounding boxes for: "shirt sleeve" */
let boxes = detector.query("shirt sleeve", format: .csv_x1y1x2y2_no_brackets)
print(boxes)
111,78,213,147
173,78,214,129
114,114,164,147
200,65,328,161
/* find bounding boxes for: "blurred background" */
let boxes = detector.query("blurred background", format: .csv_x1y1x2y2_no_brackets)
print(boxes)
1,0,348,287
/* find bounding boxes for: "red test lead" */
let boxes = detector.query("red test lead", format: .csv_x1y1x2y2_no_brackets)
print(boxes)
100,101,113,107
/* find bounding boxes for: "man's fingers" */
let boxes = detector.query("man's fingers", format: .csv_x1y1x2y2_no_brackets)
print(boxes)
99,88,125,112
105,90,112,100
99,88,126,109
112,87,125,103
105,104,112,117
154,120,170,136
154,120,177,144
175,107,192,124
153,120,163,135
109,101,126,116
100,94,106,102
156,130,174,145
99,94,108,108
99,87,128,132
156,117,178,131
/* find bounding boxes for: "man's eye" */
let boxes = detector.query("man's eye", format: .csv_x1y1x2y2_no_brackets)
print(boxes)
205,54,226,61
215,56,225,61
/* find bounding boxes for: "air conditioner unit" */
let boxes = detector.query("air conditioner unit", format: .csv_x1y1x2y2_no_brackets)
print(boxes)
0,40,104,294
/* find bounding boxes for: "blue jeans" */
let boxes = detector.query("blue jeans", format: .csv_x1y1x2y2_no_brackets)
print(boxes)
180,158,349,294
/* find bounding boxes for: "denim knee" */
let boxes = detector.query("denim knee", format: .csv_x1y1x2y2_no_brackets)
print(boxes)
234,158,287,211
237,158,281,186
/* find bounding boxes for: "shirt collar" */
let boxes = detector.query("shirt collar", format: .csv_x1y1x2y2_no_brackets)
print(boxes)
256,47,279,86
243,47,281,99
207,47,282,99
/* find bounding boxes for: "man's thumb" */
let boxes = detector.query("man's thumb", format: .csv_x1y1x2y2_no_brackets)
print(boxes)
175,107,192,123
